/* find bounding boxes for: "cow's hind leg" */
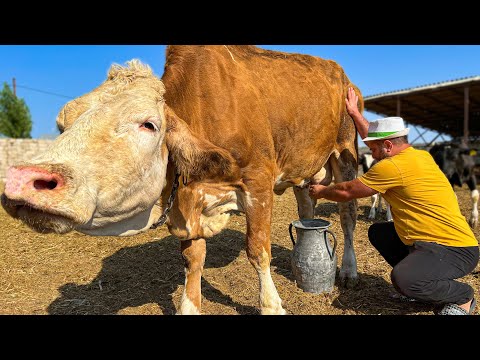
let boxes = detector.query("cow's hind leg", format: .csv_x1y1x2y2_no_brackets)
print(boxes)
245,177,286,315
178,238,206,315
330,150,358,288
466,177,479,228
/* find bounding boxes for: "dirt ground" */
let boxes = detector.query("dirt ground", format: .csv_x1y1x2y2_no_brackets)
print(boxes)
1,181,479,315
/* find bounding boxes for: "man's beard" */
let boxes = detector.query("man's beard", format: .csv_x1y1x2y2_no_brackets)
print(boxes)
378,146,389,160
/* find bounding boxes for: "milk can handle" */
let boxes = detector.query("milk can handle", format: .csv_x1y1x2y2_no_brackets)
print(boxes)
324,230,337,261
289,222,296,246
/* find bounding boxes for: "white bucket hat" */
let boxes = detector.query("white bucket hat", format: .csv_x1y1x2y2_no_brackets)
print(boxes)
362,117,410,142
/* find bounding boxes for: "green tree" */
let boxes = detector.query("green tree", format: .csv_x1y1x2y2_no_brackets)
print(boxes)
0,82,32,138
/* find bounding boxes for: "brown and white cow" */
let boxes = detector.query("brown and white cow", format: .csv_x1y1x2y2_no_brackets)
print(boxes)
1,45,362,315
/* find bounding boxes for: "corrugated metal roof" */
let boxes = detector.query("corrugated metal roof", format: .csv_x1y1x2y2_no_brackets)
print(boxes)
364,75,480,100
363,75,480,139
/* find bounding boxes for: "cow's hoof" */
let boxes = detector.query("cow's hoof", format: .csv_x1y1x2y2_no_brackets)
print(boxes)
261,307,287,315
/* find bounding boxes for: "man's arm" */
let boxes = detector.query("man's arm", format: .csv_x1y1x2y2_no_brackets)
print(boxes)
346,87,369,140
308,178,377,202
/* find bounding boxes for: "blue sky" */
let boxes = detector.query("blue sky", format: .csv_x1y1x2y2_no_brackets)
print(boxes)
1,45,479,143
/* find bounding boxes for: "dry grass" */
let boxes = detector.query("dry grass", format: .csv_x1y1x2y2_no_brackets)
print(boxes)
0,181,478,315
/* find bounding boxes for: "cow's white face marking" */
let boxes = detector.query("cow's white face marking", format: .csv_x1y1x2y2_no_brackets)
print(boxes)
3,66,170,236
71,97,169,235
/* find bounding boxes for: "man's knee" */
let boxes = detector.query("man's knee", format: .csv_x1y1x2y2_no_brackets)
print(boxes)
391,266,407,293
368,223,380,239
368,223,383,246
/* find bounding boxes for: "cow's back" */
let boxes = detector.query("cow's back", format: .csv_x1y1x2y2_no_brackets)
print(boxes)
162,45,360,176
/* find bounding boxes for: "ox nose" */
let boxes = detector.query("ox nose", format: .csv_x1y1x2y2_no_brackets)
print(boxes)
4,166,65,197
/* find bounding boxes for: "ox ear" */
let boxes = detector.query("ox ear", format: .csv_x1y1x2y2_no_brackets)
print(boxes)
164,106,240,182
56,99,85,133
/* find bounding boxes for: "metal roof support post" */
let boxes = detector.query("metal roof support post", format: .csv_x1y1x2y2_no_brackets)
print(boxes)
397,95,408,139
464,85,470,147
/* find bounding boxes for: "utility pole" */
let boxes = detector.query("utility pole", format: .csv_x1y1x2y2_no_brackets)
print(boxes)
12,77,16,97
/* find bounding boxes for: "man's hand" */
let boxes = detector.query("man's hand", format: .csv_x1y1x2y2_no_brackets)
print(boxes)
309,179,378,202
309,184,327,199
345,87,360,118
345,86,369,140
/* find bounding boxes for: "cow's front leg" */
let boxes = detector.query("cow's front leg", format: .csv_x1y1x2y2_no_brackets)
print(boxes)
178,238,206,315
245,185,286,315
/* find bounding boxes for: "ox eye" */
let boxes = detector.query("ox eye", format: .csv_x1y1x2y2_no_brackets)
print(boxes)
140,121,158,132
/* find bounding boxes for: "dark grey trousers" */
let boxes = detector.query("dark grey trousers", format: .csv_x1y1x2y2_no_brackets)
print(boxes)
368,221,479,305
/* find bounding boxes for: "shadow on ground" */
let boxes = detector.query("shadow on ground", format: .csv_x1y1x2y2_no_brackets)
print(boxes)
48,229,257,315
331,273,435,315
314,202,339,218
270,243,435,315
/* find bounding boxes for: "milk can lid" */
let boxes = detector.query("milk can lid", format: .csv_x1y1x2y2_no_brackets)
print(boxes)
291,218,332,230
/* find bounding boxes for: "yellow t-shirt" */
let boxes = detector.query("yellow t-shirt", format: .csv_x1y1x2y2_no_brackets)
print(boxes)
358,146,478,247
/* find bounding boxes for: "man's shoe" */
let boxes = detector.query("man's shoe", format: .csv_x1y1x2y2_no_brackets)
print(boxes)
437,297,476,315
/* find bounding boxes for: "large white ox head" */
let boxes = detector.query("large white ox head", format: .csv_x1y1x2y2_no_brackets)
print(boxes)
1,60,238,236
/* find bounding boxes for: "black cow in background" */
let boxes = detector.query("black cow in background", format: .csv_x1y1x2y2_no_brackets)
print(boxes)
429,142,479,228
359,153,393,222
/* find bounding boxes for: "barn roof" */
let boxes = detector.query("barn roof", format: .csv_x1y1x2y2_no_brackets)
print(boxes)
363,76,480,141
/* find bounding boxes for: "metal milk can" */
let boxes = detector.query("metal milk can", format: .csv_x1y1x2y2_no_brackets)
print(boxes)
289,218,337,294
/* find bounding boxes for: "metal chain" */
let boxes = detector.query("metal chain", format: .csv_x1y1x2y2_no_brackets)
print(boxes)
150,173,180,229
